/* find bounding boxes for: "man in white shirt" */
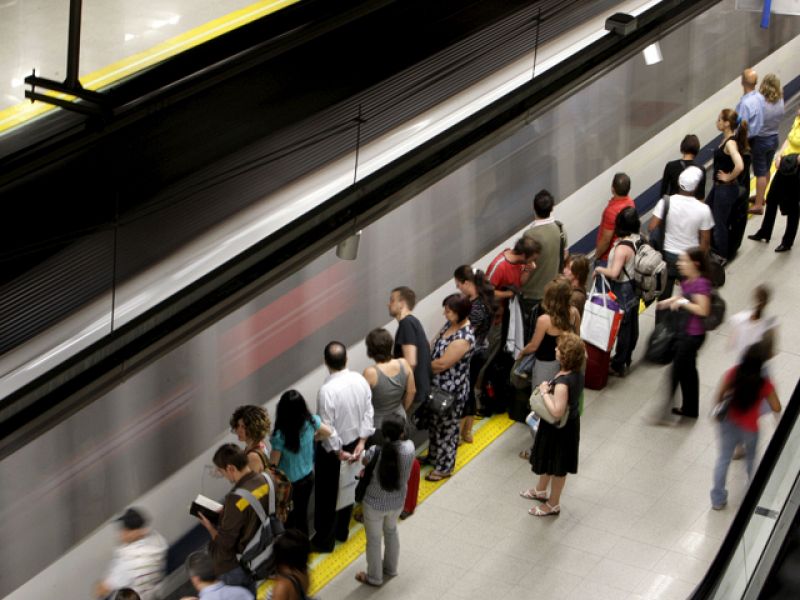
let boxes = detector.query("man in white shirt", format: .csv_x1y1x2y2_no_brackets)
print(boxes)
648,165,714,306
95,508,168,600
312,341,374,553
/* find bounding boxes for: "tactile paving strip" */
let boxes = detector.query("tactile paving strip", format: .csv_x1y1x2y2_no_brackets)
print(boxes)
257,413,515,598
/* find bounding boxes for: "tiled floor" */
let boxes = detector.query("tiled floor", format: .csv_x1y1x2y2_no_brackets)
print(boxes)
319,215,798,600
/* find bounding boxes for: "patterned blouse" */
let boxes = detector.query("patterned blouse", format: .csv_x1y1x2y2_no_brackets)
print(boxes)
469,297,492,348
431,323,475,403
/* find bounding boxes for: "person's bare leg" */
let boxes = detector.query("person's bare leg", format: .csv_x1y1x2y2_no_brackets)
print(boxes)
461,416,474,443
752,175,768,212
548,475,567,507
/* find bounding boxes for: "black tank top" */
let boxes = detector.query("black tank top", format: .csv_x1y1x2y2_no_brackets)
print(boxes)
535,332,557,361
713,136,736,183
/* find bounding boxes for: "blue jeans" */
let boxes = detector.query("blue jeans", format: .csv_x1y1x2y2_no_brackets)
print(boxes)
711,419,758,507
709,183,739,257
610,280,639,371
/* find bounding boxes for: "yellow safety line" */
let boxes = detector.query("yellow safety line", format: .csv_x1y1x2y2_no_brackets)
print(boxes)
257,413,516,599
0,0,300,133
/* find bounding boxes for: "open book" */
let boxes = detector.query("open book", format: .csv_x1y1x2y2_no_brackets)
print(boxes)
190,494,223,525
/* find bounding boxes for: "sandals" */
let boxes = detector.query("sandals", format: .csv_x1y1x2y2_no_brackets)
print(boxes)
355,572,381,587
520,488,549,501
528,502,560,517
461,432,474,444
519,449,531,460
425,470,452,482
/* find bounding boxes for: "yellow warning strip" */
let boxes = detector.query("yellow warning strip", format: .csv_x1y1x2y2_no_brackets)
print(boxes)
257,413,516,599
0,0,300,134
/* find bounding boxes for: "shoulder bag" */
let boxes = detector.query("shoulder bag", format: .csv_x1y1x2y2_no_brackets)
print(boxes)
529,378,569,428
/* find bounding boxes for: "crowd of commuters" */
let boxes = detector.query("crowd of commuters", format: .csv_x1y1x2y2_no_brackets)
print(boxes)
95,66,795,600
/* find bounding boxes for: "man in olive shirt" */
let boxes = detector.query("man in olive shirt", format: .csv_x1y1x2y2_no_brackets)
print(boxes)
197,444,271,595
521,189,567,339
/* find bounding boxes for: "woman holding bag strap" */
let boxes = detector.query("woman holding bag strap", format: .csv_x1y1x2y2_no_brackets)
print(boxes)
595,207,641,377
656,247,711,419
520,332,585,516
517,279,579,460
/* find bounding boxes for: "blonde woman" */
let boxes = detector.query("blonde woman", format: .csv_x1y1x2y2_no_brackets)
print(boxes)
750,73,785,214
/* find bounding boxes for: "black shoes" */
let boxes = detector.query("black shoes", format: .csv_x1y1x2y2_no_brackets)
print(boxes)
748,232,769,242
775,244,792,253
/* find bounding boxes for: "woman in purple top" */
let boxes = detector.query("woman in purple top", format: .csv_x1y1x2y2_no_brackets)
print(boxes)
656,247,711,418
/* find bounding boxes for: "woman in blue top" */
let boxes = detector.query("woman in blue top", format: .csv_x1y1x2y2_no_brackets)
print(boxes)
270,390,332,536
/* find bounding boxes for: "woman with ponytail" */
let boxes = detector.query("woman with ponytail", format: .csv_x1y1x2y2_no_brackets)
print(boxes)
710,341,781,510
454,265,496,441
708,108,748,259
355,417,415,587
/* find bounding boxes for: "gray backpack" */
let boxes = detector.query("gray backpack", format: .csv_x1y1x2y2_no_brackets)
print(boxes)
620,239,668,305
233,471,284,580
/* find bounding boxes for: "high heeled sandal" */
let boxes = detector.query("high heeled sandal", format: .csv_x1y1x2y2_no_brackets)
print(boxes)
529,502,560,516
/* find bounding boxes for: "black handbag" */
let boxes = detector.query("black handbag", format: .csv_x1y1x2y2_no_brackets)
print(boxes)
355,448,381,503
428,386,456,415
645,311,679,364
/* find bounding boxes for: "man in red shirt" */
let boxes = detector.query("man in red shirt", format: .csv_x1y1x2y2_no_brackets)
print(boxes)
595,173,635,264
486,237,540,325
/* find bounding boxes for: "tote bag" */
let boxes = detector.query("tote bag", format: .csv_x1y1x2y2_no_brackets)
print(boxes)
580,275,623,352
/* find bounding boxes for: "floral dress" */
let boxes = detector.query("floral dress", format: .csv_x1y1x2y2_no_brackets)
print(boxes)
428,323,475,473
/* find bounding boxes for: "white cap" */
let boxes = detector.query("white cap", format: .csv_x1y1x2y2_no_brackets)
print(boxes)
678,166,704,192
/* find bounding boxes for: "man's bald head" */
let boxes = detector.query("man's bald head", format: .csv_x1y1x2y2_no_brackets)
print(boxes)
741,68,758,91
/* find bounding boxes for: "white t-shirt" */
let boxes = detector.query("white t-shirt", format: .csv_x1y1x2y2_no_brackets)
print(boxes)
728,309,777,363
104,531,168,600
653,194,714,254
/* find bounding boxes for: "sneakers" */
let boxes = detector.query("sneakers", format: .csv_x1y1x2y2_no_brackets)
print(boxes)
712,501,727,511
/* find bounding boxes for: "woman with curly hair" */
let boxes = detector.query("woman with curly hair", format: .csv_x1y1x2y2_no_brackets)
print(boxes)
517,278,580,460
521,332,585,516
229,405,271,473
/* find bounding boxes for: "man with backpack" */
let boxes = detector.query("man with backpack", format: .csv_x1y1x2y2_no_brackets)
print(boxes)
648,166,714,320
197,444,273,595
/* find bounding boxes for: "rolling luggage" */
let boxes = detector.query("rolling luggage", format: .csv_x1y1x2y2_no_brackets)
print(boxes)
584,342,610,390
402,458,420,517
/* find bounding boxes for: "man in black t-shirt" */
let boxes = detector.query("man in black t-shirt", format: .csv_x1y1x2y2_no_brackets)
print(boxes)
388,286,431,411
660,134,706,201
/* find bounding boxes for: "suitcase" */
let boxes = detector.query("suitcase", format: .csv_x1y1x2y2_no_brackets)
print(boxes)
402,458,420,516
584,342,610,390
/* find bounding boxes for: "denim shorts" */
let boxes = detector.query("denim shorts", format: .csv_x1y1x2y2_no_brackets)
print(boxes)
750,134,779,177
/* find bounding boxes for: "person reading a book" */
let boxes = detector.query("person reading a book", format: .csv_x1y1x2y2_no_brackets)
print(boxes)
197,444,271,595
180,551,253,600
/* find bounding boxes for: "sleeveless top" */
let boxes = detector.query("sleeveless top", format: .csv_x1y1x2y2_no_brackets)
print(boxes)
535,332,557,361
371,363,408,426
713,136,736,183
609,235,637,283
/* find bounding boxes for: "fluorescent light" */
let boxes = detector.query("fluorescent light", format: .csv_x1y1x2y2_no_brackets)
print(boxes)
643,42,663,65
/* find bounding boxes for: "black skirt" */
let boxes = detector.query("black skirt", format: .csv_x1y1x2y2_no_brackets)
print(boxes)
530,416,580,477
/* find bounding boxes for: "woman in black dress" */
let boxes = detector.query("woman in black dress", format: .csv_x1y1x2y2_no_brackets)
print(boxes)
522,331,585,516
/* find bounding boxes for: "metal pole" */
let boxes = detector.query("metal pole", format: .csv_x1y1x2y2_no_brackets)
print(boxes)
66,0,83,88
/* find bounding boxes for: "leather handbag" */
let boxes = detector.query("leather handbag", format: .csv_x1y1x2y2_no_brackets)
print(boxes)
428,386,456,415
528,380,569,428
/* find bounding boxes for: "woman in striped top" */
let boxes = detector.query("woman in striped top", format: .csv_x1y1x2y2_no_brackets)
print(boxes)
355,417,415,587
